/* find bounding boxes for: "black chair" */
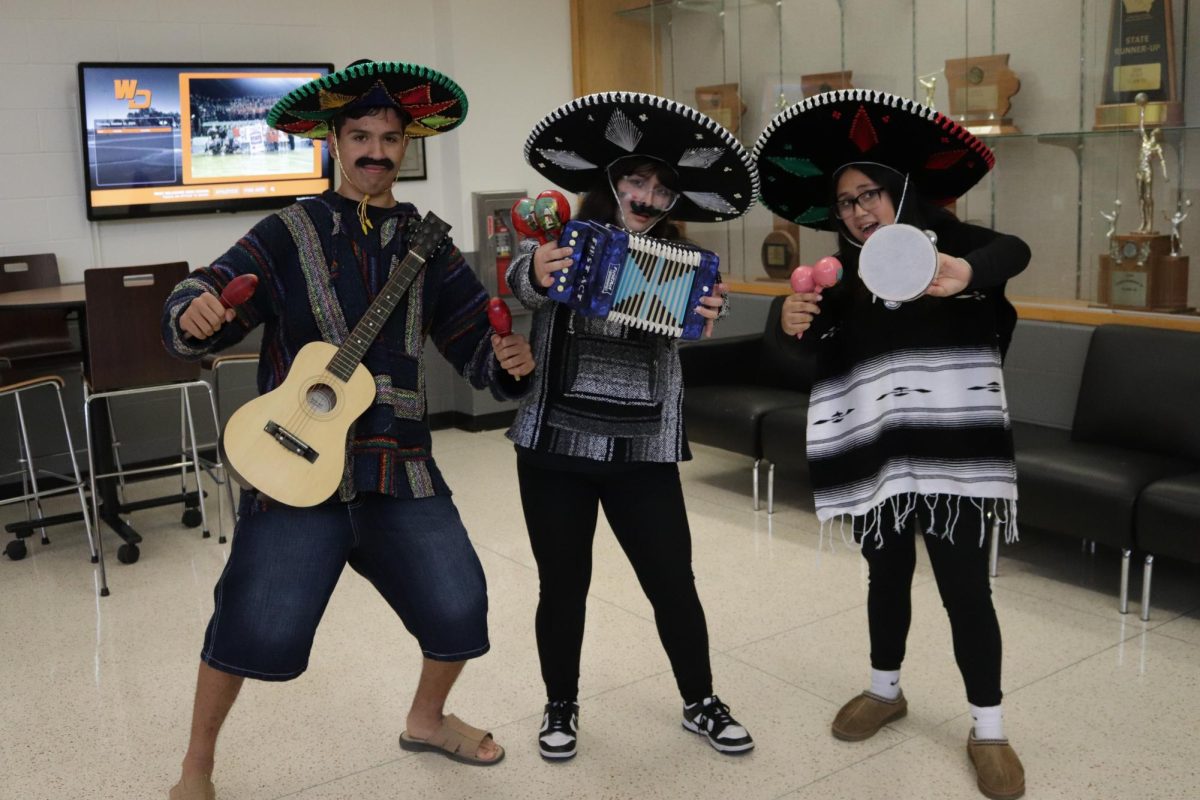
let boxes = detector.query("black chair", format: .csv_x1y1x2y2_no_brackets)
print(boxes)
0,253,81,373
82,263,229,595
1135,472,1200,621
1013,324,1200,612
680,296,816,509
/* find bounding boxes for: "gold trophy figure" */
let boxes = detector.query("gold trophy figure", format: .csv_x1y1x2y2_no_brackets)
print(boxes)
917,72,939,109
1135,94,1169,233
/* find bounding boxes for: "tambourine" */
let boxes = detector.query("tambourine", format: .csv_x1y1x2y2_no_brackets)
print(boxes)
511,190,571,244
858,223,939,309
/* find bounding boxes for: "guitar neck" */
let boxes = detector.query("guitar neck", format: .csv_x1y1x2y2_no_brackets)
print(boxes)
325,249,426,382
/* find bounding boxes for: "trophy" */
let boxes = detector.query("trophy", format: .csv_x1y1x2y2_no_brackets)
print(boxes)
1097,95,1189,311
943,54,1021,135
1094,0,1184,129
917,71,940,110
761,218,800,281
801,70,854,98
694,83,746,134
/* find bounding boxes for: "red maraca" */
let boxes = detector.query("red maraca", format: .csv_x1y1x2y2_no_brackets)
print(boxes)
790,265,815,293
511,197,542,242
534,190,570,239
487,297,519,381
813,256,843,288
220,273,258,308
486,297,512,337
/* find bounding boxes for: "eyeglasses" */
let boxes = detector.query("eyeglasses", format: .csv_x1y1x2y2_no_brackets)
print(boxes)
617,174,679,211
834,187,885,218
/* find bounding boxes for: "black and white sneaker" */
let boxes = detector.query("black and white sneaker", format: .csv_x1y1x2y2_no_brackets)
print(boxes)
682,695,754,754
538,700,579,760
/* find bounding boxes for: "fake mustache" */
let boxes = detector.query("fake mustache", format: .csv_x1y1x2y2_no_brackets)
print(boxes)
356,157,395,170
629,201,661,217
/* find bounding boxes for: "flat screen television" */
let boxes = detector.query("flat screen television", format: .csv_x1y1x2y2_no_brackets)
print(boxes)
78,62,334,221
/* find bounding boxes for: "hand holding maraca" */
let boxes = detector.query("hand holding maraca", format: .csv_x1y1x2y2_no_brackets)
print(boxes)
488,297,534,379
781,256,841,339
180,273,258,340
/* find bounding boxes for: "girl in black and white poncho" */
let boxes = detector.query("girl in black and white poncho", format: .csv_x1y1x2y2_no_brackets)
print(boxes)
755,91,1030,800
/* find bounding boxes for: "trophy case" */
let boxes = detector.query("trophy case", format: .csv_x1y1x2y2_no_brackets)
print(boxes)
572,0,1199,327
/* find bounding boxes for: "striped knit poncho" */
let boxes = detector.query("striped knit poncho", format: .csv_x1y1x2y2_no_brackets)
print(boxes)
800,219,1029,547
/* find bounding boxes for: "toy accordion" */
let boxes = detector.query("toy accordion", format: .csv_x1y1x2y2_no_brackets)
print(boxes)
547,220,719,340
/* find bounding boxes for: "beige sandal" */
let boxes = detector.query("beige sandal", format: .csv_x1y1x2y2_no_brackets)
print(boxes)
399,714,505,766
168,774,216,800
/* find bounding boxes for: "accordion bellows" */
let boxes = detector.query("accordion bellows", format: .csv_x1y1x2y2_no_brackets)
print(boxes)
548,220,719,340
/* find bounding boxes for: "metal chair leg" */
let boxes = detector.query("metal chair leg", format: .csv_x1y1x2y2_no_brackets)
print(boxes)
198,381,232,542
83,396,110,597
752,458,760,511
1140,555,1154,622
989,516,1000,578
53,382,97,564
767,462,775,515
105,402,127,505
1119,548,1131,614
13,394,49,544
181,387,211,539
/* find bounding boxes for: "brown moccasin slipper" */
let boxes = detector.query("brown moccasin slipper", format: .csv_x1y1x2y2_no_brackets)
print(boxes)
831,690,907,741
967,730,1025,800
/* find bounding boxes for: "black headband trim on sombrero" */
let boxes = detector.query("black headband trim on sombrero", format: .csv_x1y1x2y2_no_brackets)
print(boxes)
752,88,995,231
523,91,760,224
266,60,467,140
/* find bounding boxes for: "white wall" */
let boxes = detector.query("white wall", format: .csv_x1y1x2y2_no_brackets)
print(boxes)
0,0,574,281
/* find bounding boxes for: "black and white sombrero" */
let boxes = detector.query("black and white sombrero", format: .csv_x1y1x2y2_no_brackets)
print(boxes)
753,89,995,230
524,92,759,223
267,59,467,140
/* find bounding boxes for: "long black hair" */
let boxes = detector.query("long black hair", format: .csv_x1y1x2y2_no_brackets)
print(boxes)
831,162,958,273
576,156,684,241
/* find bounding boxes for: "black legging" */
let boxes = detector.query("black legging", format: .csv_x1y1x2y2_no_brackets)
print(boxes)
516,455,713,705
859,498,1003,707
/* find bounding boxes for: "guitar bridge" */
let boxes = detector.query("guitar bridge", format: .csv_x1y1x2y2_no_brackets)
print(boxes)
264,421,319,463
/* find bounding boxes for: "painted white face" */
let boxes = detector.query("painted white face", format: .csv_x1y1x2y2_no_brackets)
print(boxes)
834,167,896,243
613,171,678,233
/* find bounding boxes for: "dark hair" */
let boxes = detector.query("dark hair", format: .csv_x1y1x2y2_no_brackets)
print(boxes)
830,162,957,271
576,156,684,241
331,105,413,136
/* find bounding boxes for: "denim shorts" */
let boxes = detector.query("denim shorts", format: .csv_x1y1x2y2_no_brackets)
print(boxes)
201,492,490,681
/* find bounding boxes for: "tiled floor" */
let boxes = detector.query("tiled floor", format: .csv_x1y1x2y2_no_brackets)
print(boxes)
2,428,1198,800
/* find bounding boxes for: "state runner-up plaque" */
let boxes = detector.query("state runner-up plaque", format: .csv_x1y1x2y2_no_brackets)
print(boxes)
943,54,1021,136
1094,0,1184,129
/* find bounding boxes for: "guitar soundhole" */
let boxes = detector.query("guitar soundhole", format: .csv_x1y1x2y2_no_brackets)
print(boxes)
305,383,338,414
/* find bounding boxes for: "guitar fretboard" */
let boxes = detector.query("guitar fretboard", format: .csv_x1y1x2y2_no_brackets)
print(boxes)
325,249,427,382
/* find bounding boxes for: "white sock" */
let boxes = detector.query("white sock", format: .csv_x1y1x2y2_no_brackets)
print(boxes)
869,668,901,700
970,703,1004,740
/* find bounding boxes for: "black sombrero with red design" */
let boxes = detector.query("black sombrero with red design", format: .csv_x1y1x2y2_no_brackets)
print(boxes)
266,59,467,139
524,91,759,224
752,89,995,231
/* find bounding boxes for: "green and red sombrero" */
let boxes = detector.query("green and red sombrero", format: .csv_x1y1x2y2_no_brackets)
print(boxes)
266,59,467,139
752,89,995,230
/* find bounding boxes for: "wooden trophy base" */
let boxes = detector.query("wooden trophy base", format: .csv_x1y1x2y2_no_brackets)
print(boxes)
955,116,1021,136
1097,233,1189,311
1094,100,1184,130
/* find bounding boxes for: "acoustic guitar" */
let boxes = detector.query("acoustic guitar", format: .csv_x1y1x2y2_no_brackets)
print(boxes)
223,211,451,507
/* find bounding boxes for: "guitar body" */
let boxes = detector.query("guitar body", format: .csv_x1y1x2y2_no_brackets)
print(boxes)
223,341,376,507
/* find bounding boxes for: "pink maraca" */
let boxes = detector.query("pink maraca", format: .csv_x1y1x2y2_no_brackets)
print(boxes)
790,265,814,293
814,256,843,288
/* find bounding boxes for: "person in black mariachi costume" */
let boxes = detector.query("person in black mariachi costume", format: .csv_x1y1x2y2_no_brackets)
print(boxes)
162,60,534,800
505,92,759,760
754,90,1030,800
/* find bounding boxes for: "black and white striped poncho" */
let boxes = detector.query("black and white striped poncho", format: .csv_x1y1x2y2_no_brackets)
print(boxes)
803,220,1028,547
